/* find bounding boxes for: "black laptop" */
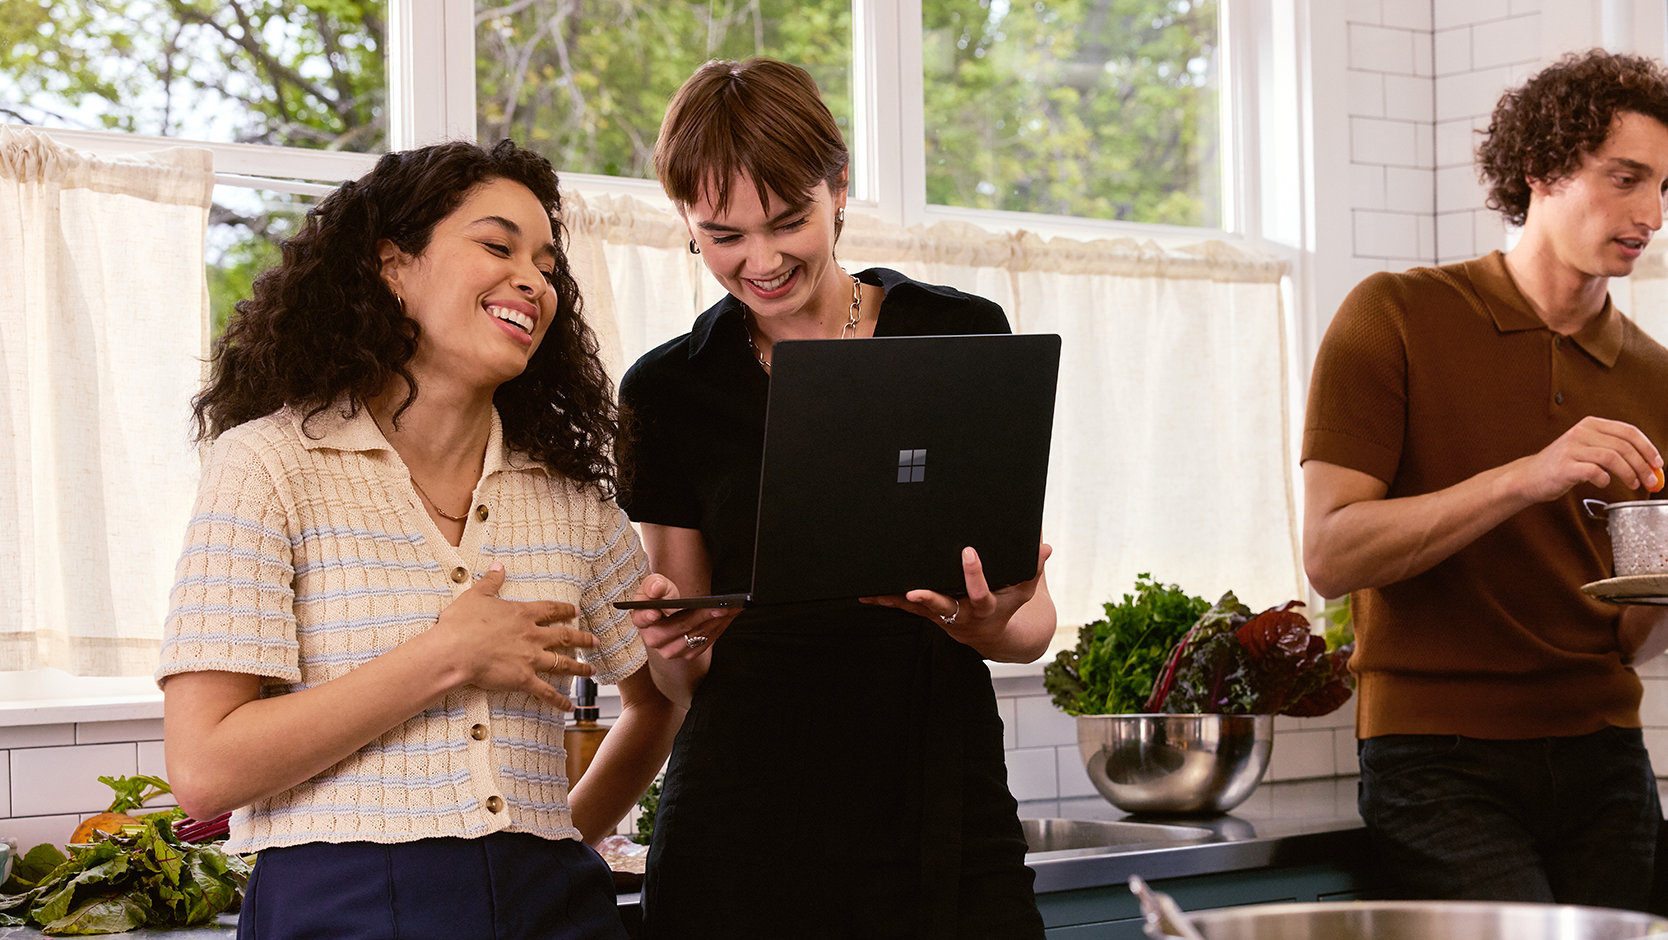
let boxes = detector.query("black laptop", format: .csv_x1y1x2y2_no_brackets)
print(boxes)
615,332,1061,609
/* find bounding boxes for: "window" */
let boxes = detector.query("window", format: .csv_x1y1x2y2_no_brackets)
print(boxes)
474,1,854,182
921,0,1221,227
0,0,388,151
2,1,1304,686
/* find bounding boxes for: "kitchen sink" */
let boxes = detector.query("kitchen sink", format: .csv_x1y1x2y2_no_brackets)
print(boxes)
1020,817,1213,855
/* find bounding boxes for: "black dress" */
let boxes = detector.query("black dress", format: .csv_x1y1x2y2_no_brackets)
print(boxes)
618,268,1043,940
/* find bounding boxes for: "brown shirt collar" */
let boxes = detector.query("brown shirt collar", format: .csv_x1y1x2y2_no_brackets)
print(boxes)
1463,250,1625,367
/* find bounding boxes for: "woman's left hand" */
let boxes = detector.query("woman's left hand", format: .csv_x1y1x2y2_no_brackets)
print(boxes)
863,543,1054,659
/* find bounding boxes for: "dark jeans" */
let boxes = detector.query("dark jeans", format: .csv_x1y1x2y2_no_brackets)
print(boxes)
1358,727,1661,910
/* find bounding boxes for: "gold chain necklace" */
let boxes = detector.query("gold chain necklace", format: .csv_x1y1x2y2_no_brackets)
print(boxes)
409,476,470,523
369,410,471,523
745,274,861,371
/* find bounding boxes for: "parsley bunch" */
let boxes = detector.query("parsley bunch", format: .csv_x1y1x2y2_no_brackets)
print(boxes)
1043,574,1210,716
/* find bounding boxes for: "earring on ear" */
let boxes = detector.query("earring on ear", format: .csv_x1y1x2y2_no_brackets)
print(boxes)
688,239,701,255
836,208,845,224
394,293,406,314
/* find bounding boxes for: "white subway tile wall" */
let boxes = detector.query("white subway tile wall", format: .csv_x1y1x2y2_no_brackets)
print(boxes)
1348,0,1549,270
0,660,1664,833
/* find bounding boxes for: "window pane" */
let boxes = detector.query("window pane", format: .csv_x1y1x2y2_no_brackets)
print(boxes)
922,0,1220,227
208,187,317,338
476,1,852,182
0,1,387,151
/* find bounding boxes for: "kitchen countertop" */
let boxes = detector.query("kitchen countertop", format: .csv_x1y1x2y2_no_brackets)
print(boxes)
1017,775,1370,894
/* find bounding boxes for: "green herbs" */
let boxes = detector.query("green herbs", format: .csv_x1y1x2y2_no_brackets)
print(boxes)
1043,574,1210,716
96,776,170,816
0,814,249,935
633,774,662,847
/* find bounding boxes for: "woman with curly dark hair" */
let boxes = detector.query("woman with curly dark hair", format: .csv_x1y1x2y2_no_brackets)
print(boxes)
1303,49,1668,908
160,140,679,939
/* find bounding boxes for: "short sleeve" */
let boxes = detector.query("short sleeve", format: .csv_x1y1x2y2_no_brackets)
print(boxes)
1301,272,1411,485
617,360,701,528
157,435,301,686
578,500,650,685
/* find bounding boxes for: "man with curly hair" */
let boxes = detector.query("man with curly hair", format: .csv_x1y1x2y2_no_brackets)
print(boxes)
1302,49,1668,907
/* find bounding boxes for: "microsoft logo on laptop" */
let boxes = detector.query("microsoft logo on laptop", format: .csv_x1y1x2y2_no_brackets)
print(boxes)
897,449,927,483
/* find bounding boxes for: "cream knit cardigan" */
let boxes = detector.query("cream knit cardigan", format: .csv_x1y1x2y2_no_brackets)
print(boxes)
158,404,649,853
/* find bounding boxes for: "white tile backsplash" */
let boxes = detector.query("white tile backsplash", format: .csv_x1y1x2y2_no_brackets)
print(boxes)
1380,0,1433,32
1350,24,1417,75
1013,695,1077,749
1383,74,1434,122
1470,15,1540,71
1005,746,1060,802
77,718,164,745
0,725,74,750
1433,28,1472,76
12,743,136,816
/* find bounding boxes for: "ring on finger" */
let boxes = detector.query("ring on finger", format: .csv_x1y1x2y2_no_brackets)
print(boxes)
939,599,961,627
685,633,709,649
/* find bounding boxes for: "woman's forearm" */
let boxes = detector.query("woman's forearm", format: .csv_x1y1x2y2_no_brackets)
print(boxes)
567,669,684,843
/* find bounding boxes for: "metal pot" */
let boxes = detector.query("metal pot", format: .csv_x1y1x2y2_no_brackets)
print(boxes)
1584,499,1668,576
1176,899,1668,939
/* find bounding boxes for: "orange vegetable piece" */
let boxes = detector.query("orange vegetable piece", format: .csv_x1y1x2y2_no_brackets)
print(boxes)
1651,466,1665,494
70,811,137,844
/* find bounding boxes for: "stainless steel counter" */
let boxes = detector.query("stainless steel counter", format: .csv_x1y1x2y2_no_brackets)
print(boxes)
1018,775,1370,894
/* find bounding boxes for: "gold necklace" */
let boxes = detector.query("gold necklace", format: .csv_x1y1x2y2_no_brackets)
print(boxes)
409,476,470,523
369,409,471,523
745,274,862,371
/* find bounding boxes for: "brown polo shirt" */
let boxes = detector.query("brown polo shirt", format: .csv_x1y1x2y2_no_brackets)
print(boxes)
1303,251,1668,739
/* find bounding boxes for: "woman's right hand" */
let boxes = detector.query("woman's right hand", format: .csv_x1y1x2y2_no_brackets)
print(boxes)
433,563,597,710
628,573,739,661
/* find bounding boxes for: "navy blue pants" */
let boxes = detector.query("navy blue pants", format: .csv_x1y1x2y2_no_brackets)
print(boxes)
1358,727,1661,909
237,832,628,940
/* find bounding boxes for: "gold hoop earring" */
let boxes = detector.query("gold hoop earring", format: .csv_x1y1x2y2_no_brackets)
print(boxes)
394,293,406,314
688,239,700,255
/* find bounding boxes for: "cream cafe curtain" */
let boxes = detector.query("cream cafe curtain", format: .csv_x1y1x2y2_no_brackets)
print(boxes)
564,194,1303,628
0,128,213,675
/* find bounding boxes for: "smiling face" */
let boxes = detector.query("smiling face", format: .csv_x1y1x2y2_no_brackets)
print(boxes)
683,173,850,333
379,177,558,393
1527,110,1668,281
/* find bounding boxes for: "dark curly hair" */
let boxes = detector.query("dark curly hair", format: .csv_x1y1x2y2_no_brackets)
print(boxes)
1478,49,1668,226
192,139,619,493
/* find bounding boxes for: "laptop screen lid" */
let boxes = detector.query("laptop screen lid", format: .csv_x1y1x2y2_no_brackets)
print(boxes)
747,332,1061,604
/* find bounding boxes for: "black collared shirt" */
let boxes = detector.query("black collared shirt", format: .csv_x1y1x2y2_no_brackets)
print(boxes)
617,267,1009,593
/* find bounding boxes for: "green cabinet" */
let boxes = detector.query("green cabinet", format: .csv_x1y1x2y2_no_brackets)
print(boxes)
1038,862,1376,938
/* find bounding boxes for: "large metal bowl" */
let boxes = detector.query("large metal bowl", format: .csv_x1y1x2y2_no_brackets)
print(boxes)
1078,713,1272,815
1177,899,1668,939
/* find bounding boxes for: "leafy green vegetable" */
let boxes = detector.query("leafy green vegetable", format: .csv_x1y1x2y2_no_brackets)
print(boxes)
1148,595,1355,717
1043,574,1210,715
633,774,662,846
0,813,249,935
97,776,171,815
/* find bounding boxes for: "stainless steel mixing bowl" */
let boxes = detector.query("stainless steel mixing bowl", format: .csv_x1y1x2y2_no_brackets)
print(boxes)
1177,899,1668,939
1077,713,1272,815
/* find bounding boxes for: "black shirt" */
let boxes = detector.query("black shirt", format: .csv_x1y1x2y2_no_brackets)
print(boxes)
617,266,1010,592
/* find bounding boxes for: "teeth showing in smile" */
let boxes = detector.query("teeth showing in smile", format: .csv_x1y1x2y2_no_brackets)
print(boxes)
488,305,534,335
748,270,794,292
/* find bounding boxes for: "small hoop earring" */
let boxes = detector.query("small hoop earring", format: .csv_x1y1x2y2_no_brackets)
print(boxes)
836,208,845,224
394,293,406,314
688,239,700,255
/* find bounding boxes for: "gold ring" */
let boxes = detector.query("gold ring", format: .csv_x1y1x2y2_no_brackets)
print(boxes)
685,634,709,649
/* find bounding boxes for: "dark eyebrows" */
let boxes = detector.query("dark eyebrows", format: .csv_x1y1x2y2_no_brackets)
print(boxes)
468,215,557,259
695,203,810,233
1603,157,1655,176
